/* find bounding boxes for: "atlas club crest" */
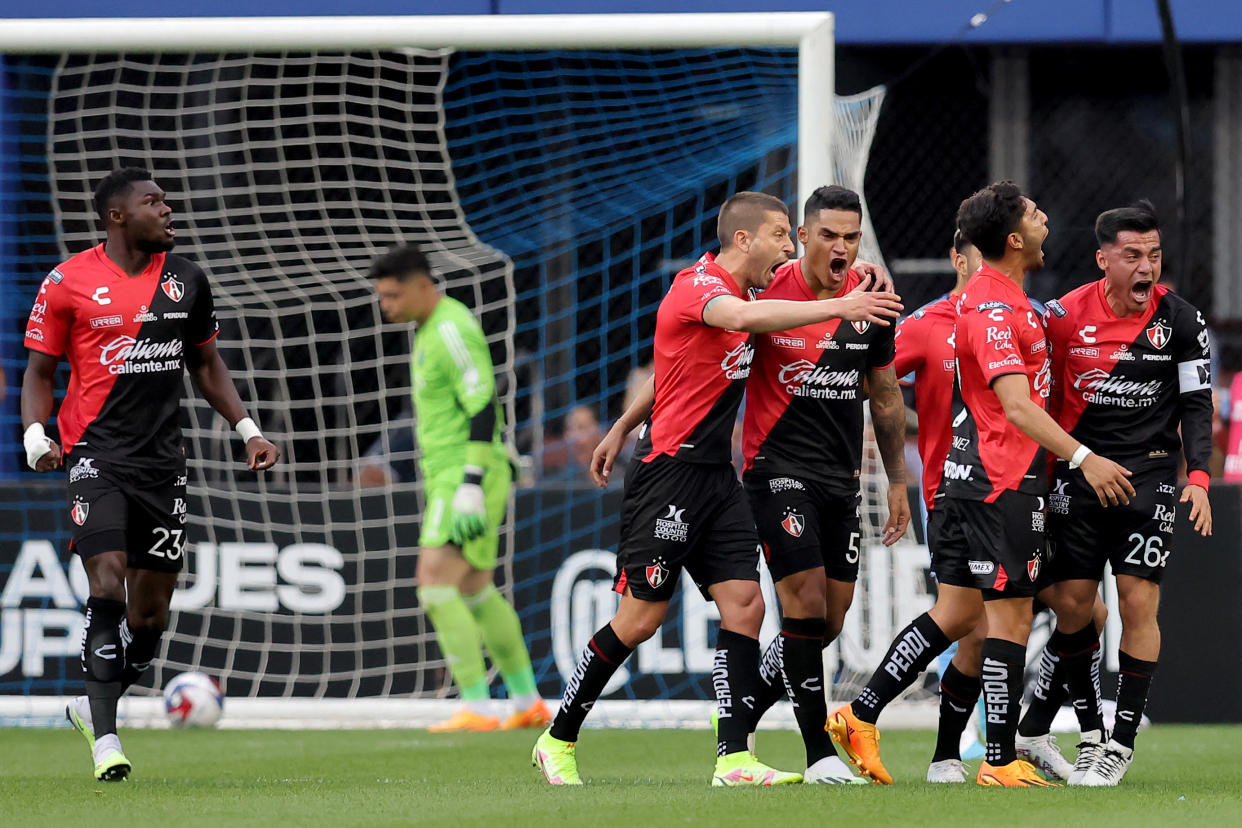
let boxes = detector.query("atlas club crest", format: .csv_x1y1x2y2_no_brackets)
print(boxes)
646,558,669,589
1027,556,1040,582
851,320,870,334
70,497,90,526
780,508,805,538
161,274,185,303
1145,321,1171,349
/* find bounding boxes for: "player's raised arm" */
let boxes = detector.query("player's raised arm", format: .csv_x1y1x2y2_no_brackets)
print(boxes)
701,275,902,333
21,350,62,471
591,373,654,488
186,337,279,471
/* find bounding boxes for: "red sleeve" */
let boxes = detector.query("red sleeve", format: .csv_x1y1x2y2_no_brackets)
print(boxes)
893,313,927,379
24,273,72,357
961,303,1024,386
674,272,736,325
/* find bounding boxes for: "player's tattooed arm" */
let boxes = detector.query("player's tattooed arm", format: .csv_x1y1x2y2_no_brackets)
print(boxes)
20,350,62,471
186,338,280,471
591,374,654,488
868,364,911,545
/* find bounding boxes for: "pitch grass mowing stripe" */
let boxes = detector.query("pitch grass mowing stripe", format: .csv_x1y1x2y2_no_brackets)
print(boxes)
1,726,1240,827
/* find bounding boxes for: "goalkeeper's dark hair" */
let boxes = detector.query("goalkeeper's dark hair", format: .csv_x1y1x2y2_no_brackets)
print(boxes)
369,243,433,282
1095,200,1160,247
93,167,154,221
955,180,1027,260
804,185,861,222
717,191,788,249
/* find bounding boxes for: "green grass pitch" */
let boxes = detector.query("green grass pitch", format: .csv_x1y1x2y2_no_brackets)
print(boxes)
2,725,1240,827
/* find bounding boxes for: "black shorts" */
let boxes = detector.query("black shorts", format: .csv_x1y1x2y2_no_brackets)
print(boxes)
65,452,188,573
1042,458,1178,586
933,492,1045,599
613,454,760,602
744,472,862,583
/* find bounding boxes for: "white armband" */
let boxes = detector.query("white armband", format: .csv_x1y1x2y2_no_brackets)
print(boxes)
1068,444,1093,470
235,417,263,443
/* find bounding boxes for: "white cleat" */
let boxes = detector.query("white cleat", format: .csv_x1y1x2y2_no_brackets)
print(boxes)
926,758,968,783
1016,733,1074,782
1078,740,1134,787
1068,729,1106,786
805,755,868,784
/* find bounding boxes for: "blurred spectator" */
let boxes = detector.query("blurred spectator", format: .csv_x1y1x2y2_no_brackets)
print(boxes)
357,406,418,487
542,404,603,483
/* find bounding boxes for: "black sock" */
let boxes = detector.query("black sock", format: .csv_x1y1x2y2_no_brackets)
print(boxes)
933,661,982,762
714,629,761,757
851,612,950,724
777,617,835,766
1112,651,1157,749
1050,623,1104,734
119,619,161,693
751,635,789,728
1017,642,1069,737
549,623,633,743
82,597,126,738
981,638,1027,766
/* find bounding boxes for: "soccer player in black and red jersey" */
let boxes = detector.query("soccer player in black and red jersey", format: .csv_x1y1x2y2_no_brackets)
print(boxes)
737,185,909,784
21,168,280,781
828,181,1133,787
531,191,902,787
1021,201,1213,787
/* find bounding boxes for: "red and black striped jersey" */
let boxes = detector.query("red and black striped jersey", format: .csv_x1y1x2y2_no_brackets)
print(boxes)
24,244,219,469
742,262,895,483
894,294,958,511
634,252,752,465
942,265,1050,503
1044,280,1212,486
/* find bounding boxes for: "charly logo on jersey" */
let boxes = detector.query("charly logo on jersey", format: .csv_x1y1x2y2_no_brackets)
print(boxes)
92,287,111,306
161,274,185,302
1146,321,1171,349
777,360,860,399
68,457,100,483
721,342,754,380
132,304,158,323
70,497,90,526
780,508,805,538
654,505,688,543
645,557,670,589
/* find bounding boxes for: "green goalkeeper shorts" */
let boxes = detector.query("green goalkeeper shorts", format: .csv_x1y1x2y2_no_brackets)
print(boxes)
418,456,512,569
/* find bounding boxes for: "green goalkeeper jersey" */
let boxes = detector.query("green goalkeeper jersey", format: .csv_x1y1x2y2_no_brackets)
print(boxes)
411,296,506,474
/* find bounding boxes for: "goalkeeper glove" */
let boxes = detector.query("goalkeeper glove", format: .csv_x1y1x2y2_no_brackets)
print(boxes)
449,465,487,546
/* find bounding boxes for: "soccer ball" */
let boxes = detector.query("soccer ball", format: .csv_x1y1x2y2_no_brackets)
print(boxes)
163,671,224,728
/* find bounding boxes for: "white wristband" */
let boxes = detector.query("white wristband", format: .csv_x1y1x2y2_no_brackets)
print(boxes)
1068,444,1093,470
23,422,54,470
235,417,263,443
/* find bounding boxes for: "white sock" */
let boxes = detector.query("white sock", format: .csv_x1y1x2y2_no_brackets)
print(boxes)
73,696,94,732
93,733,123,764
807,755,854,777
513,693,540,708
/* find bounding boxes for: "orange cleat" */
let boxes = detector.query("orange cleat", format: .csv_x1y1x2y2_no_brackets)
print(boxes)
976,759,1061,787
501,699,553,730
427,709,501,733
827,705,893,785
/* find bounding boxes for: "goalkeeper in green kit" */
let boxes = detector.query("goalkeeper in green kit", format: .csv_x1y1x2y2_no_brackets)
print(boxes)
370,244,549,732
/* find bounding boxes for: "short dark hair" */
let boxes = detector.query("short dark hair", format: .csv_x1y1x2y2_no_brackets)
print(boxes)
955,180,1027,260
93,167,154,221
369,243,433,282
717,191,788,249
804,185,861,222
952,228,974,254
1095,199,1160,247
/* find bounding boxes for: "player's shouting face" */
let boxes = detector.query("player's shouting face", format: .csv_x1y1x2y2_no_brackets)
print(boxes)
799,208,861,294
115,178,176,254
1097,228,1162,317
746,210,796,291
1017,196,1049,271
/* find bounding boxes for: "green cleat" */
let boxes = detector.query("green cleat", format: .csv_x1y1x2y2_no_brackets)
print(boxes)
532,729,582,786
94,749,131,782
66,696,95,753
709,706,756,755
712,750,803,787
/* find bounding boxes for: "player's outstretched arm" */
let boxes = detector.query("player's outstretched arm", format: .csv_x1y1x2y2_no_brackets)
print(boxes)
20,351,62,472
702,276,903,333
591,374,654,488
185,338,280,471
867,364,910,545
991,373,1134,506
